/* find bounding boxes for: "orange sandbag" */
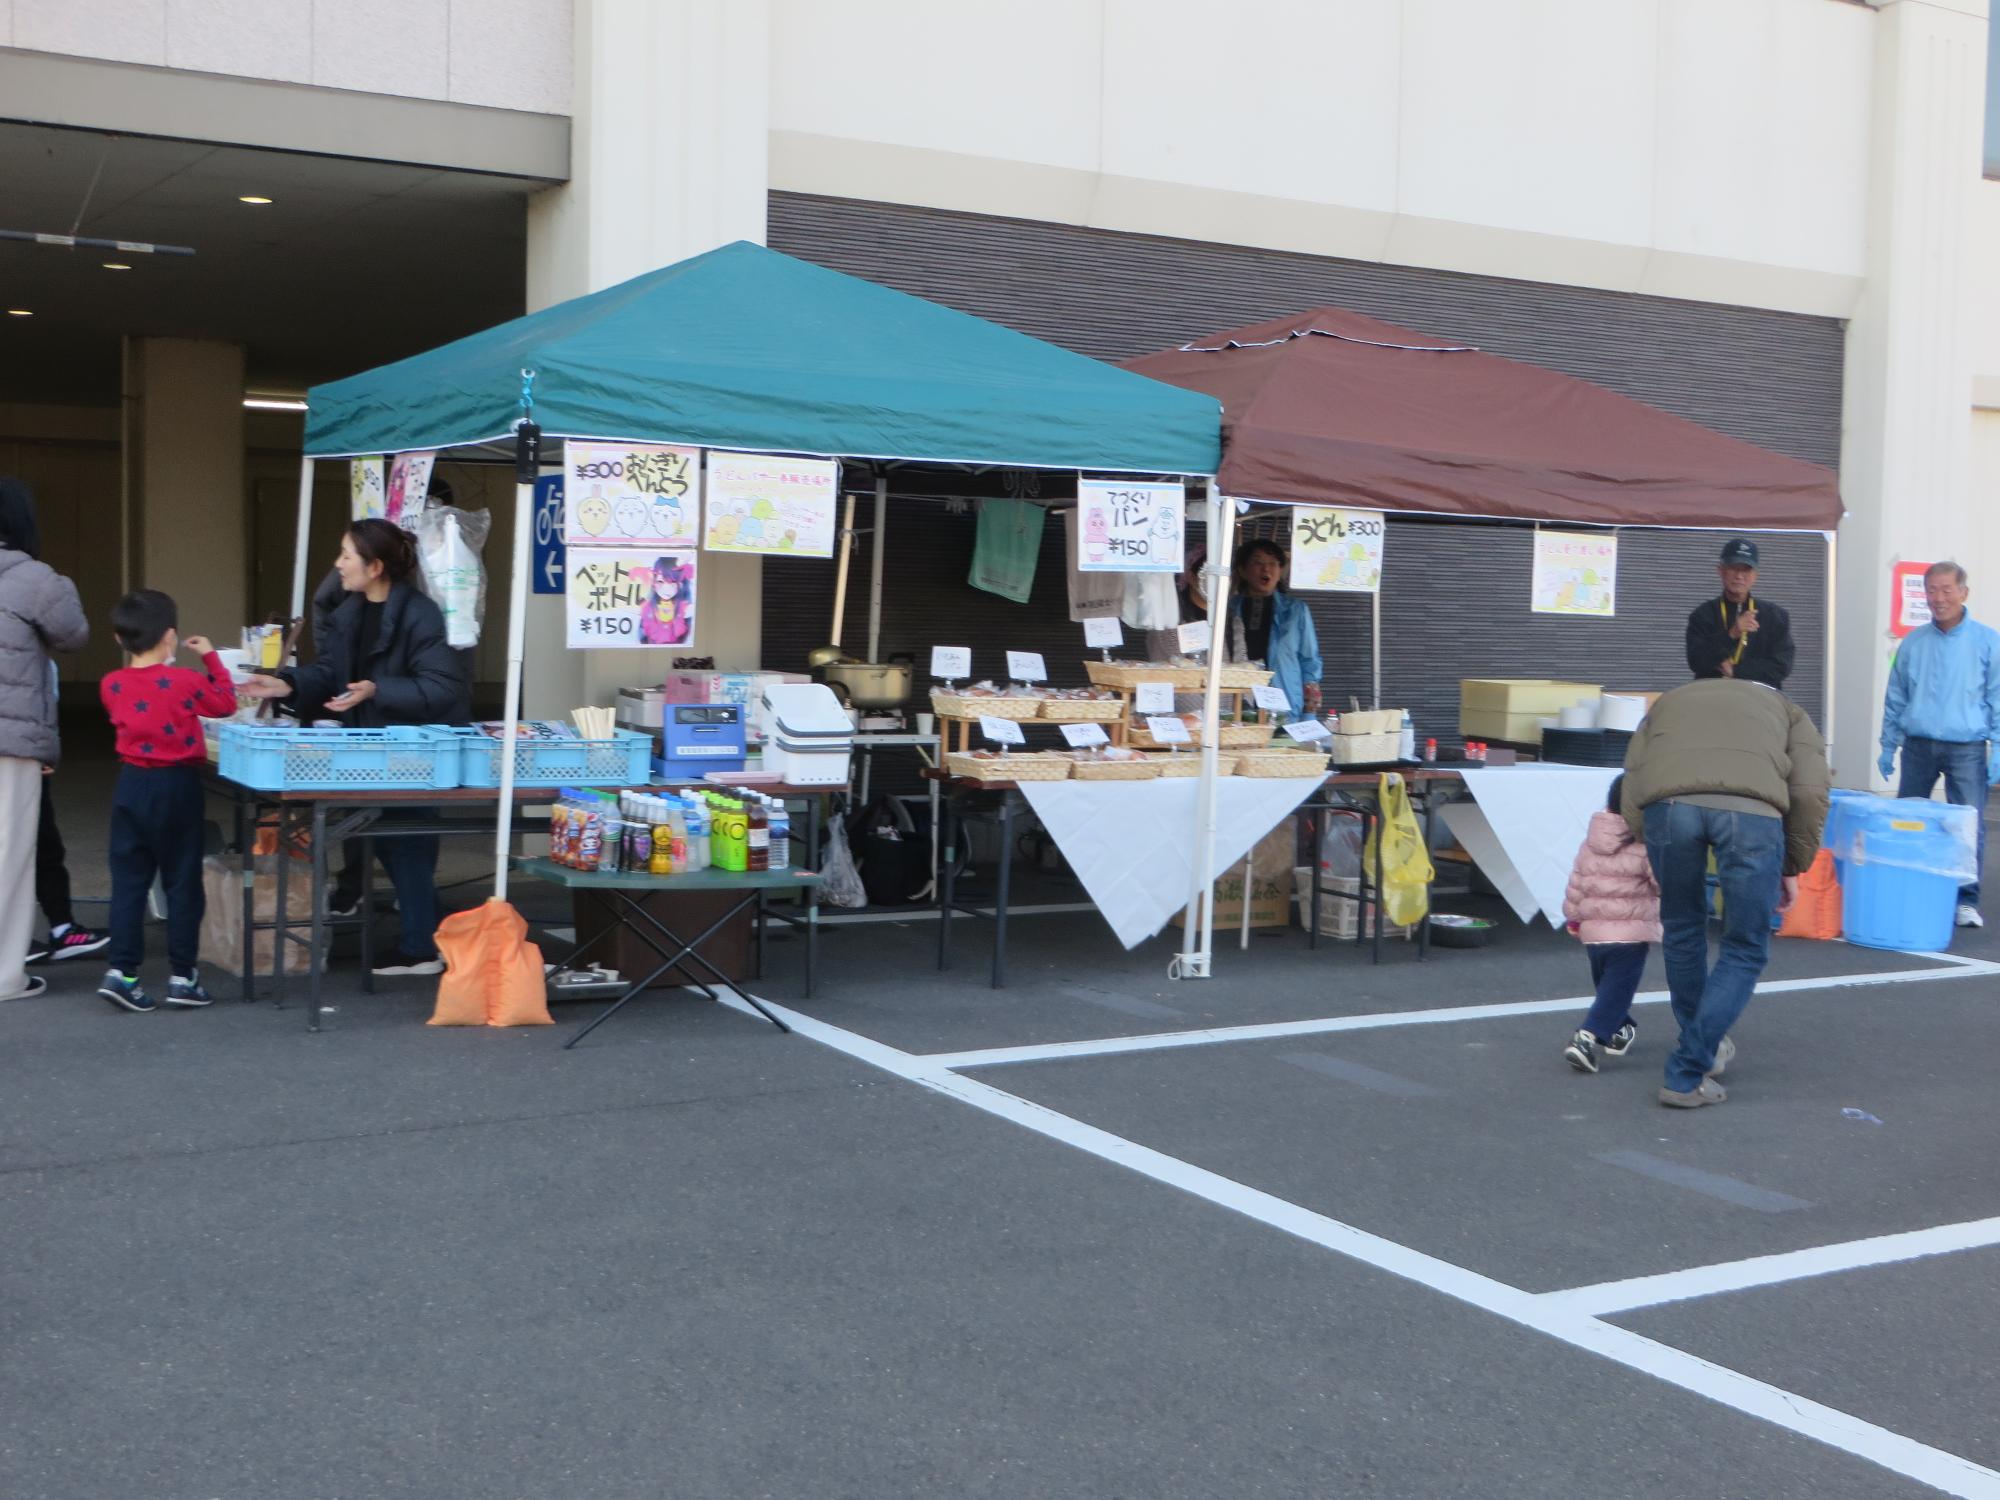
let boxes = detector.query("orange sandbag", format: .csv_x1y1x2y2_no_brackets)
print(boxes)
429,897,553,1027
1778,849,1843,941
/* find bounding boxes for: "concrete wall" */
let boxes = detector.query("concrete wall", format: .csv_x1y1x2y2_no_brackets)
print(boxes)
0,0,573,116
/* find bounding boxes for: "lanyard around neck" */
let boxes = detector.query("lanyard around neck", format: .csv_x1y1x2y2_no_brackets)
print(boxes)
1722,596,1755,664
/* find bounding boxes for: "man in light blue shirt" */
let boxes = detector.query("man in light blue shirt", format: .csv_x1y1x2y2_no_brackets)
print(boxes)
1878,561,2000,927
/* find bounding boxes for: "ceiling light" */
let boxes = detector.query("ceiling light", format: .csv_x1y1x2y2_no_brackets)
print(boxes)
102,262,131,271
5,309,30,317
238,195,273,205
243,396,308,412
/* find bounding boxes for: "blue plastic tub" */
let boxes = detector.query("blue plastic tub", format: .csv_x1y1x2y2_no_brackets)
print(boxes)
452,728,653,788
218,725,462,792
1843,857,1959,952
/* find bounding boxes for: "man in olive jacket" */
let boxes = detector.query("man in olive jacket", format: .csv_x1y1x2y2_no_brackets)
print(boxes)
1622,679,1829,1108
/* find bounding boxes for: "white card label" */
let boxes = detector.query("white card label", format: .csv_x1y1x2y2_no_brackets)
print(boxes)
1283,718,1332,743
1145,715,1192,746
1082,616,1123,648
1177,619,1212,654
979,715,1026,746
1060,722,1110,748
931,646,972,678
1252,683,1291,713
1005,650,1047,682
1134,682,1175,715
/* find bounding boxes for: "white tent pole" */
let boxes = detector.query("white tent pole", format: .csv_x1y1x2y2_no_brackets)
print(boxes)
492,428,538,903
1371,585,1382,709
867,476,888,662
830,493,857,648
1824,528,1838,775
1178,480,1233,979
289,457,316,622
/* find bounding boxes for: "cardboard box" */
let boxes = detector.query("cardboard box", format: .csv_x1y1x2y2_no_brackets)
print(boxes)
1460,679,1601,746
1175,821,1295,930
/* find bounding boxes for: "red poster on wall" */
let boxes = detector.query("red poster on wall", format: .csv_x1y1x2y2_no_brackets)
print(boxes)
1890,561,1932,638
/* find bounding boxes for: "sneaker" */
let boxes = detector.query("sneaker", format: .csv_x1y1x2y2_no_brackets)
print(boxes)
24,941,49,966
96,970,156,1013
2,975,47,1002
1957,904,1984,929
372,950,444,977
1706,1036,1736,1079
44,926,110,963
1563,1029,1600,1074
1659,1078,1728,1108
1603,1022,1638,1058
164,974,214,1009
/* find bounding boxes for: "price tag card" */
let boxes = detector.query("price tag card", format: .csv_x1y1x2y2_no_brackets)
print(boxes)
1005,650,1048,682
1145,715,1192,746
931,645,972,679
1283,718,1332,743
979,715,1026,746
1134,681,1175,715
1177,619,1212,654
1060,722,1110,748
1251,683,1290,714
1082,616,1124,649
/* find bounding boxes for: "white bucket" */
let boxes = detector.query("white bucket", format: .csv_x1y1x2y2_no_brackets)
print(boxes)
1598,693,1648,732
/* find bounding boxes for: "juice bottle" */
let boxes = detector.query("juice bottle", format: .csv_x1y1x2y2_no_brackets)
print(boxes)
717,796,748,872
669,802,690,873
746,798,770,872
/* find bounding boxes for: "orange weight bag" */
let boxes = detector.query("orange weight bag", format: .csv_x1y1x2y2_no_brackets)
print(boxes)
429,897,553,1027
1777,849,1843,941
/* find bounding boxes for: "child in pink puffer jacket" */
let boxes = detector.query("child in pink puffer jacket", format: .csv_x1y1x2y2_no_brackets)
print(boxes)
1561,775,1662,1074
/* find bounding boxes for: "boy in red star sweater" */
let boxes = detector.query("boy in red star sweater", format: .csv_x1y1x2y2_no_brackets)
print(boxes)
96,590,238,1013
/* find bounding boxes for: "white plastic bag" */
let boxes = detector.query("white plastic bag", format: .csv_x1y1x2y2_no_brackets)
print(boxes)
820,814,868,908
414,506,491,648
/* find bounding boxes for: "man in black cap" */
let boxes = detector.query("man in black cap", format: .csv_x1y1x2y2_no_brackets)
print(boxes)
1686,538,1795,689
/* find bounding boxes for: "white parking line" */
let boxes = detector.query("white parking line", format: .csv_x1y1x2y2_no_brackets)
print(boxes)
726,991,2000,1499
1546,1216,2000,1317
922,955,2000,1071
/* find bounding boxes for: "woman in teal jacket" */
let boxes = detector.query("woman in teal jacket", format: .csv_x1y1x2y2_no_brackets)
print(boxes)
1230,539,1323,721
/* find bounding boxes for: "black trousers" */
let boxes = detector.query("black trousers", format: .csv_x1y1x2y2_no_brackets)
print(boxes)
36,778,73,930
108,765,206,976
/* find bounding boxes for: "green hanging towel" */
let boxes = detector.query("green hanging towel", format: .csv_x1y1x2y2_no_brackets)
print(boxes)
968,497,1045,603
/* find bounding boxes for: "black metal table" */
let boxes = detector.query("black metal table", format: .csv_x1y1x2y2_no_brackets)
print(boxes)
1300,768,1468,964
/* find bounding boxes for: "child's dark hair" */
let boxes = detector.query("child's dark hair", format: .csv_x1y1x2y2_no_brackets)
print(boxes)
345,518,418,584
0,477,41,560
1606,773,1626,814
111,589,178,653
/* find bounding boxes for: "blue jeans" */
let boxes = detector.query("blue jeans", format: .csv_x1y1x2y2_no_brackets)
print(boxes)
1898,736,1987,905
1644,802,1784,1093
371,812,441,960
1581,943,1648,1042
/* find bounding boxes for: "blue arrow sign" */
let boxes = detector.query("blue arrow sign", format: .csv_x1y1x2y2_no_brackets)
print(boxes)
532,475,566,595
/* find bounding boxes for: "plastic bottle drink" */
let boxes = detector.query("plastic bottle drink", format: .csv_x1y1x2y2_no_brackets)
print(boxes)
684,796,709,872
767,797,790,870
668,803,690,874
1398,711,1416,762
717,797,748,872
746,799,770,872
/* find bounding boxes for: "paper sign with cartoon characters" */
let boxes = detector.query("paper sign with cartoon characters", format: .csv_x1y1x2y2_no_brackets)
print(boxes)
565,441,701,550
703,452,838,557
1290,506,1384,593
566,548,699,649
1076,478,1183,573
385,451,437,531
1530,530,1617,617
350,457,386,521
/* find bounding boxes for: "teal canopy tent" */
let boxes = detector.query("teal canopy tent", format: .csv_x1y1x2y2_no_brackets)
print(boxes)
302,239,1220,473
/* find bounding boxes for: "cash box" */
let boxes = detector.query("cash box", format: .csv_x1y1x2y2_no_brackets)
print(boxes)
656,703,746,775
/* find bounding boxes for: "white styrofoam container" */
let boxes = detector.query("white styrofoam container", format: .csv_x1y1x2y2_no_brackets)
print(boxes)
759,683,853,786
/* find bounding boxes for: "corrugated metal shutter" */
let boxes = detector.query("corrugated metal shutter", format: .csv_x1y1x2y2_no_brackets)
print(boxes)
763,193,1838,735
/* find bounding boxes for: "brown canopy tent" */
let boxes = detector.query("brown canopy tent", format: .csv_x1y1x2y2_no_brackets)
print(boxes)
1122,307,1842,529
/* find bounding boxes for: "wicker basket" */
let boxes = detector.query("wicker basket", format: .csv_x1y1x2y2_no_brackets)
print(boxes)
946,752,1071,782
1215,665,1275,689
932,690,1043,720
1130,722,1274,751
1038,697,1125,722
1149,752,1237,777
1234,749,1332,778
1084,660,1206,690
1067,756,1161,781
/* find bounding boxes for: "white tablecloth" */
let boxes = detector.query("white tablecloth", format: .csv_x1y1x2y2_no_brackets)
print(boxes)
1438,765,1620,926
1016,775,1326,949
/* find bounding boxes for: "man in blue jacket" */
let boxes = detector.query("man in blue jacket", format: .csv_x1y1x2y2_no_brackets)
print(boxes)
1878,561,2000,928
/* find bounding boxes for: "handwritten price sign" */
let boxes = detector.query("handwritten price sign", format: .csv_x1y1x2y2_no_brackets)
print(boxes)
1077,479,1184,575
1291,507,1385,594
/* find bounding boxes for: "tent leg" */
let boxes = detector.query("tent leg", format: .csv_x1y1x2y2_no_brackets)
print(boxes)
867,477,888,662
493,470,536,903
1178,480,1234,980
829,494,857,648
1823,528,1838,775
1371,585,1382,710
289,457,316,622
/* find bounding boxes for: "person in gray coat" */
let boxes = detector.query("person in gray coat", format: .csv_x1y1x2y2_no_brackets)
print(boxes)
0,479,90,1001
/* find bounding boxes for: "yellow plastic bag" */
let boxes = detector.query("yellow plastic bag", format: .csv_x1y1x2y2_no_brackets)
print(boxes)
1363,773,1433,928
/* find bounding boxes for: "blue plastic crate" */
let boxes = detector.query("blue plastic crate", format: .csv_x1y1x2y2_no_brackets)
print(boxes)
218,725,462,792
452,728,653,787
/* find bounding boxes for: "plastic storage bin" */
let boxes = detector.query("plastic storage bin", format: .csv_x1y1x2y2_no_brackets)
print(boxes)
218,725,462,792
1830,797,1976,952
1842,858,1960,952
759,683,853,786
451,728,653,787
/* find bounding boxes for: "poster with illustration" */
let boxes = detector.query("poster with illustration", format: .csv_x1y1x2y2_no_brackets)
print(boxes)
1290,506,1385,593
349,457,386,520
1530,530,1617,617
385,450,437,530
1075,479,1183,573
702,452,838,557
566,549,698,649
565,440,701,549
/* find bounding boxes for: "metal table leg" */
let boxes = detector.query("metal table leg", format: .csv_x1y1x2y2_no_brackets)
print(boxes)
937,796,957,972
1308,800,1323,951
272,807,291,1005
235,794,255,1002
991,795,1013,989
755,888,767,979
805,794,820,997
359,833,376,994
1372,803,1385,966
307,802,329,1031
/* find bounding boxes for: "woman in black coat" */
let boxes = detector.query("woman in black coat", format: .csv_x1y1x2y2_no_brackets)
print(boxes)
244,519,469,974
